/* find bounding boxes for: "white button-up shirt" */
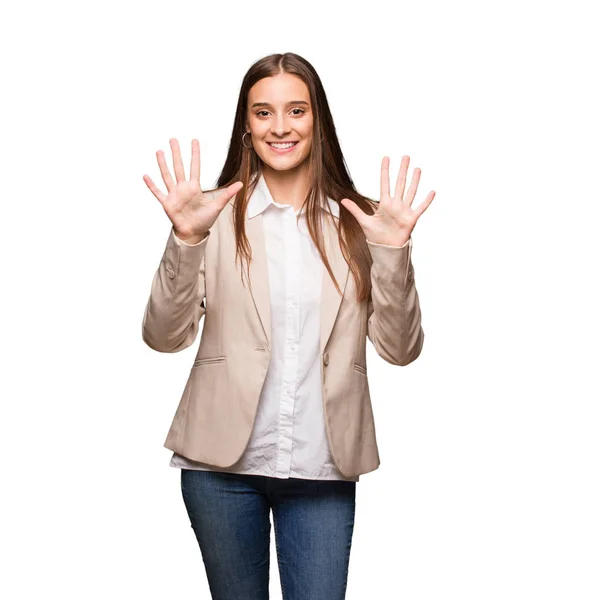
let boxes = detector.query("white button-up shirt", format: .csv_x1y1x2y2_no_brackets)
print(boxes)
169,173,359,482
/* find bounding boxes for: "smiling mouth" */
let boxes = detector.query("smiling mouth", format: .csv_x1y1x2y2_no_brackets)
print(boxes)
267,141,299,148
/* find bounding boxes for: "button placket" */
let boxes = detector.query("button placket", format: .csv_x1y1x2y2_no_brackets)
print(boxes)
275,206,301,478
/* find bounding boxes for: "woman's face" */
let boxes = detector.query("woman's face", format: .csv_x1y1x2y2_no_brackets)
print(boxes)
245,73,314,172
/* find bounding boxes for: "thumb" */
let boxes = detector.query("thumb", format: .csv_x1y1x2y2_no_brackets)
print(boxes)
218,181,244,207
340,198,368,228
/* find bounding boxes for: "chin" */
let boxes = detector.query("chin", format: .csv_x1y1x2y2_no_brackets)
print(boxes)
267,161,307,172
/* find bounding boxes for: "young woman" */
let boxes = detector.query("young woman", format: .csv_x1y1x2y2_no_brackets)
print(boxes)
142,52,435,600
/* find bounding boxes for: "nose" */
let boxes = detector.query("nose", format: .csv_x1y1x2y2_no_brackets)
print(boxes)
271,113,292,137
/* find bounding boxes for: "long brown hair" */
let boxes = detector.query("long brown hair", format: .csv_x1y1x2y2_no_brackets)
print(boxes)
207,52,377,303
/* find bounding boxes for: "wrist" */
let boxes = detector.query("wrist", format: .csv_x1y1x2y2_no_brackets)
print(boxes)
173,229,208,245
367,236,410,248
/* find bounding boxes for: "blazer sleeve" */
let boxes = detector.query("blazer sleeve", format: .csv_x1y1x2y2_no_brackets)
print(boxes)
365,236,425,366
141,226,209,353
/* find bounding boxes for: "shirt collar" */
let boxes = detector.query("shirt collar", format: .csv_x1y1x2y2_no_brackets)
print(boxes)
247,173,340,220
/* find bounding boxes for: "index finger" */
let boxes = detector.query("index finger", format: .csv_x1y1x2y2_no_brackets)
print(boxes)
380,156,391,199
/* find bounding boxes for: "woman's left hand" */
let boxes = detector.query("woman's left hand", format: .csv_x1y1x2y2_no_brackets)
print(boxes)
341,155,436,247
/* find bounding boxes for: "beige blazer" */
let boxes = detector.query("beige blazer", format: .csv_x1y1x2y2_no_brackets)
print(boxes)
142,190,424,479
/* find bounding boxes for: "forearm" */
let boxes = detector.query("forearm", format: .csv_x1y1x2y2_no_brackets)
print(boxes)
141,227,209,352
366,237,424,366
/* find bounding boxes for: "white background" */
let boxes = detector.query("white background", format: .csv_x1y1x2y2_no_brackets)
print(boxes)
2,0,598,598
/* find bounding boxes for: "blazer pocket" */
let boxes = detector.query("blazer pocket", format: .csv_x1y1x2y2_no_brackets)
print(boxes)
354,363,367,375
193,356,227,367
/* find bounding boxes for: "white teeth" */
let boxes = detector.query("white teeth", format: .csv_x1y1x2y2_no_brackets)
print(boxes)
269,142,297,149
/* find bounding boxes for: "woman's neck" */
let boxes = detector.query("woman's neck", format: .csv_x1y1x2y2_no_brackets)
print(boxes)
261,162,311,211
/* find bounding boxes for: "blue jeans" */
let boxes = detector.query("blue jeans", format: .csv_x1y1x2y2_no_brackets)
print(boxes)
180,468,356,600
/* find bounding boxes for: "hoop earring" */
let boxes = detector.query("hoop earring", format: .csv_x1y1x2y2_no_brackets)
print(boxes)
242,131,253,149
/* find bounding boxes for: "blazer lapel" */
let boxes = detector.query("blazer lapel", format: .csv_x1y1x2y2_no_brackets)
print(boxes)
245,211,272,348
244,200,350,355
320,212,350,356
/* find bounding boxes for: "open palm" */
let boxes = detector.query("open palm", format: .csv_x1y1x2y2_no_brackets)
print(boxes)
341,155,436,247
143,138,243,241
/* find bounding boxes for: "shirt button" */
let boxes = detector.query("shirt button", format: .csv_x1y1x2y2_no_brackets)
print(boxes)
323,352,329,366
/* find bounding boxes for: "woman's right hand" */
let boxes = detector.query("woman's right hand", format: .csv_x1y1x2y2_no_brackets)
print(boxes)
143,138,243,243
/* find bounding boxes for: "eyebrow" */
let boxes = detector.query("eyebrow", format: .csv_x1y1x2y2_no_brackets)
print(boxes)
251,100,310,108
